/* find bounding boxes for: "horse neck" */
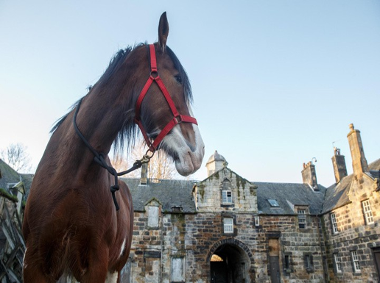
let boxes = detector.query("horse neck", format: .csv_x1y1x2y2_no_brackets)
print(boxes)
74,83,135,157
49,77,138,176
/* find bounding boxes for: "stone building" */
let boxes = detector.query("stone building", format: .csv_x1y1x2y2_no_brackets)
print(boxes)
121,124,380,283
0,159,29,282
321,124,380,282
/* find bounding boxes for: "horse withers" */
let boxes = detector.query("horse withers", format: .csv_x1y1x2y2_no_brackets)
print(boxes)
22,12,204,283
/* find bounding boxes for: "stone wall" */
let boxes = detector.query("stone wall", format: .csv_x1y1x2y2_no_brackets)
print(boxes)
322,175,380,283
127,208,325,283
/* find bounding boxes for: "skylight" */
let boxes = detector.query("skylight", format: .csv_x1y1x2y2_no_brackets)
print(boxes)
267,199,279,207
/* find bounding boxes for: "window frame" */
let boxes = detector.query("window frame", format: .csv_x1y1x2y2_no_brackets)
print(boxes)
223,218,234,234
304,253,314,273
283,253,292,273
334,253,342,274
297,208,307,229
362,199,374,225
330,212,339,234
351,251,361,273
267,199,279,207
222,190,233,204
254,215,260,227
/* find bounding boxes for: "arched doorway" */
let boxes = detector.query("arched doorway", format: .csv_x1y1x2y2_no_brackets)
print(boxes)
209,240,252,283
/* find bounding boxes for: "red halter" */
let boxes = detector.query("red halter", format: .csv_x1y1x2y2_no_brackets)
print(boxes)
134,44,198,153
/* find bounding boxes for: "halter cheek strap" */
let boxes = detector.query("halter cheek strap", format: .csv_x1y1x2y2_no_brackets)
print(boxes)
134,44,197,152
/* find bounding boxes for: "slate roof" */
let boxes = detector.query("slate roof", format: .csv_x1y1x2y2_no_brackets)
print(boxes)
255,182,326,215
321,158,380,214
0,159,20,190
20,173,34,198
122,178,196,213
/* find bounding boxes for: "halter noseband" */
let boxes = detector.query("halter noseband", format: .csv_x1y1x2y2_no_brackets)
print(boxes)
134,44,198,153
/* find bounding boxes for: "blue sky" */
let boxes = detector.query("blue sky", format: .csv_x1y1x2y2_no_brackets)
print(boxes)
1,1,379,186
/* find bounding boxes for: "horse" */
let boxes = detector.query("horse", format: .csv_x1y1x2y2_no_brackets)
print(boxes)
22,12,205,283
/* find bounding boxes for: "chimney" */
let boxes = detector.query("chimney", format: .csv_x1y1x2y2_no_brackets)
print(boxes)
140,162,148,185
331,147,347,183
302,161,318,190
347,123,368,177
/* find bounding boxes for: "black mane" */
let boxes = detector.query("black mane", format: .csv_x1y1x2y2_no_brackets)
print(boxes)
50,46,135,134
50,43,193,154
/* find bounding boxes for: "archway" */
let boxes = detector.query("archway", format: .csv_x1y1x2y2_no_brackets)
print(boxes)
208,239,253,283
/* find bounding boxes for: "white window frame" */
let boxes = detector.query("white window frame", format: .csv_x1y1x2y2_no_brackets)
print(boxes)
362,199,374,225
254,216,260,227
222,190,232,204
331,213,338,234
334,253,342,273
223,218,233,233
298,209,307,229
351,251,361,273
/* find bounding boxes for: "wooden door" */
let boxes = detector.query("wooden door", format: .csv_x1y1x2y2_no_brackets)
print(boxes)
373,248,380,282
268,239,280,283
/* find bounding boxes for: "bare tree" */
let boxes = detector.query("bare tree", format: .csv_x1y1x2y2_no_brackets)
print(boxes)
111,141,176,180
111,152,140,178
0,143,32,172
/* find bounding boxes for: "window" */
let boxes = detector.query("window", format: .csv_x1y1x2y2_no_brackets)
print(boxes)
148,206,159,228
304,254,314,272
254,216,260,227
334,253,342,273
298,209,306,229
267,199,279,207
284,254,291,272
171,257,185,282
223,218,233,233
351,251,361,273
331,213,338,234
362,200,374,225
222,190,232,204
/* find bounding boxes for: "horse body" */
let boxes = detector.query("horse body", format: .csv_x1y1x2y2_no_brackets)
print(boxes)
23,13,204,283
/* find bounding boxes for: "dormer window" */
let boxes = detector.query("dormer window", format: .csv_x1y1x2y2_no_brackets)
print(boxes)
222,190,232,204
221,178,233,205
297,209,307,229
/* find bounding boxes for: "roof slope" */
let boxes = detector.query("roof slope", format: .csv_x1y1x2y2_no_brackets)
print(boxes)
0,159,20,189
322,158,380,214
122,178,196,213
255,182,326,215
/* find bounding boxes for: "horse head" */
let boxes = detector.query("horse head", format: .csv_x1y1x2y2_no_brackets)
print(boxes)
133,13,205,176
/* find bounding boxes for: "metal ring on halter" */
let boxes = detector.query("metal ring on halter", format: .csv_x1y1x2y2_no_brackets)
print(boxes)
150,71,159,79
143,149,155,161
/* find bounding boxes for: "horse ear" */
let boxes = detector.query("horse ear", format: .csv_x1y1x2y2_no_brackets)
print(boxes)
158,12,169,52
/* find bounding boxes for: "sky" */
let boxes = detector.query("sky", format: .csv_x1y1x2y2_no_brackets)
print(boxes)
0,0,379,187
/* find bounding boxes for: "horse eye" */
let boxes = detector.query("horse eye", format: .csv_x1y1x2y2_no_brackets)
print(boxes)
175,75,182,84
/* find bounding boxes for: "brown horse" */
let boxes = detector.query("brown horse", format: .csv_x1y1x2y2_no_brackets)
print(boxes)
22,12,204,283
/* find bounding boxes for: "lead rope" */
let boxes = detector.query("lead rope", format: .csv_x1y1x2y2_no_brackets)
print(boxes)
73,99,153,211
